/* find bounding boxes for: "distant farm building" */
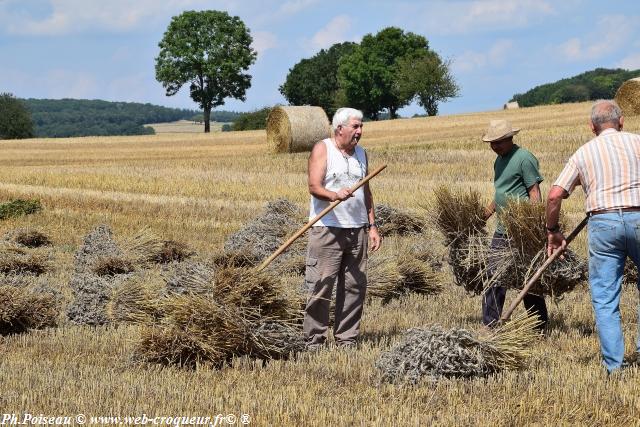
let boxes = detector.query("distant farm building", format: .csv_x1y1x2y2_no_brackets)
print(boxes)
503,101,520,110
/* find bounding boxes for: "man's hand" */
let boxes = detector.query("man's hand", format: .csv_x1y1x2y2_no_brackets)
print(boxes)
333,188,353,201
546,231,567,258
368,227,381,251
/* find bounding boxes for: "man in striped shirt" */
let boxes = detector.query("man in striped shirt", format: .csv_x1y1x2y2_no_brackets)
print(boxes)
546,99,640,373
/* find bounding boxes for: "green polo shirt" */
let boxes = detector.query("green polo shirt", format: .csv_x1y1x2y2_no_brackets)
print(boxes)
494,144,543,234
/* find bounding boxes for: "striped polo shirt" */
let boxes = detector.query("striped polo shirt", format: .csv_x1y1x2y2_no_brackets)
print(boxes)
554,128,640,212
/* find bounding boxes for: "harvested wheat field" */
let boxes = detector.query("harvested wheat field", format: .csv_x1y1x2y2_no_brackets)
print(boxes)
2,101,640,425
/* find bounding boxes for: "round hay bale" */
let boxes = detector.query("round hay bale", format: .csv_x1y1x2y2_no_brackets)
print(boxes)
266,106,331,153
615,78,640,116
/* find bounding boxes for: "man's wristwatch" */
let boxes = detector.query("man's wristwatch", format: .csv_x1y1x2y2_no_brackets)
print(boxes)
546,224,560,233
368,222,379,229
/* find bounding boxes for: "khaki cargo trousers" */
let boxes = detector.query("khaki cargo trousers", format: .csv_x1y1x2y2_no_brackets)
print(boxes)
302,226,368,347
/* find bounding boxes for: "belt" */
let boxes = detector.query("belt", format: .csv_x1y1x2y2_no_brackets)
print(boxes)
588,207,640,216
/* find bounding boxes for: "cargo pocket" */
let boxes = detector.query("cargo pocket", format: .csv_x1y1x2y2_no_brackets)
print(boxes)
304,257,318,293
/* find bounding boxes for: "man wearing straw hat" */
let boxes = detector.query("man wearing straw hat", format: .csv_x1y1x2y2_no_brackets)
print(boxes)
547,100,640,374
303,107,381,350
482,119,548,330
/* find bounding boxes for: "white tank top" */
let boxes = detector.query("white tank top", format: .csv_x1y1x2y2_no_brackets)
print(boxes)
309,138,368,227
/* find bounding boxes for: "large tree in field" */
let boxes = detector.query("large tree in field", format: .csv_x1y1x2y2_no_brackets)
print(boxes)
155,10,257,133
0,93,34,139
394,52,459,116
279,42,356,118
337,27,429,119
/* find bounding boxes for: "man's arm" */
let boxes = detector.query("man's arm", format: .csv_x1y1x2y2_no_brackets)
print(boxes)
363,152,381,251
546,185,569,256
527,182,541,203
484,201,496,220
308,142,352,201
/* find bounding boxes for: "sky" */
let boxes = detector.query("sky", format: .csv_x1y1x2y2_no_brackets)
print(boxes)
1,0,639,117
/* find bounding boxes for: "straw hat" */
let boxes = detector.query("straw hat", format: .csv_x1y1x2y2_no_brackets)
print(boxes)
482,119,520,142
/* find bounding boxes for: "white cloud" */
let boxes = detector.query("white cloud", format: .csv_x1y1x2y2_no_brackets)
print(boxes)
1,0,216,35
251,31,278,55
277,0,319,16
453,40,514,73
304,15,355,53
617,53,640,70
557,15,635,61
397,0,554,35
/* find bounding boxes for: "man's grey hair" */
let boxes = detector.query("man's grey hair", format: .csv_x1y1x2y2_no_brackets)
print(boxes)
332,107,363,131
591,100,623,131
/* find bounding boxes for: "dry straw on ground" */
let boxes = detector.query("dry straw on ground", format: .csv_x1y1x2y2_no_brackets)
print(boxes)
615,77,640,116
377,310,541,384
266,106,331,153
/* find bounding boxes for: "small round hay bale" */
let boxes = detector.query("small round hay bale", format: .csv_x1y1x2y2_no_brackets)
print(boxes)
615,78,640,117
267,106,331,153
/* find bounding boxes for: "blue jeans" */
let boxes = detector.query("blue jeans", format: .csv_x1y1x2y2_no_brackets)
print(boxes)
588,211,640,372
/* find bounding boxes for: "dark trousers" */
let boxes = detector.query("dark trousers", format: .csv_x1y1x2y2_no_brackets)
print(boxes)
481,232,548,329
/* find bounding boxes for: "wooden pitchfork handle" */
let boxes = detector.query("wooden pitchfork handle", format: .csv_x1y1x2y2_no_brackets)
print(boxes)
256,164,388,271
499,215,588,323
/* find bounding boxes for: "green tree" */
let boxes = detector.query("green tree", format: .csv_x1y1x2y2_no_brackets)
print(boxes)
0,93,34,139
337,27,429,119
155,10,257,133
394,53,459,116
279,42,356,118
232,107,272,131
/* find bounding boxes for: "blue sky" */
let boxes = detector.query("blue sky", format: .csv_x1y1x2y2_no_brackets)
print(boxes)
1,0,639,117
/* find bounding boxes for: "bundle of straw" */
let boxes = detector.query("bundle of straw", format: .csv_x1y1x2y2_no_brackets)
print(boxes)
135,295,248,368
107,277,165,324
367,240,443,303
374,204,424,236
91,256,135,276
266,106,331,153
224,198,306,271
432,187,487,245
488,201,587,296
134,294,303,369
376,310,541,384
0,285,59,335
615,78,640,117
121,228,194,265
165,258,300,320
431,187,488,294
0,245,51,275
4,229,51,248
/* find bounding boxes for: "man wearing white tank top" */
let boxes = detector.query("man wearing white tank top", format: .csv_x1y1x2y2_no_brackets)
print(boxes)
303,107,382,349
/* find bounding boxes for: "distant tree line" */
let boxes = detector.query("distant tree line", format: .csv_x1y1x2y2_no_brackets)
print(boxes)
21,99,239,138
511,68,640,107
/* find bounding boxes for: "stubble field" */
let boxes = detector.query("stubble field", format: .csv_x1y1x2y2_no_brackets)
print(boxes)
1,101,640,425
